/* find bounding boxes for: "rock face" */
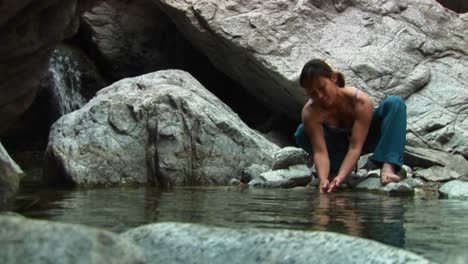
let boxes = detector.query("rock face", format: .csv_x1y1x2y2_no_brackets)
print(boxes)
122,222,431,264
0,0,95,133
0,143,23,210
155,0,468,158
0,216,144,264
439,180,468,200
81,0,192,81
46,70,278,187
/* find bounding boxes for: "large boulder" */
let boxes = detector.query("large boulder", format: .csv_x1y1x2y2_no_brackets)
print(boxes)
46,70,279,187
0,216,144,264
0,0,96,133
0,143,23,210
122,222,431,264
155,0,468,158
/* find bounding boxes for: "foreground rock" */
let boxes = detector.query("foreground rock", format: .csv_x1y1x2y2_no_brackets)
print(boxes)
156,0,468,158
0,143,23,210
0,0,95,132
439,180,468,200
0,216,144,264
122,222,431,264
46,70,278,187
249,164,311,188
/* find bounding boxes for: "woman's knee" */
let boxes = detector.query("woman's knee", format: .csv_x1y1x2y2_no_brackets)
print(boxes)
294,124,312,153
383,96,406,109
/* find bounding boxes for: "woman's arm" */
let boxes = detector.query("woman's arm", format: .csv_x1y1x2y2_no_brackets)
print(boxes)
328,93,373,192
302,106,331,192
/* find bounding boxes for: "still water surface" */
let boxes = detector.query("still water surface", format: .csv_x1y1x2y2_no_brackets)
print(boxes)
14,186,468,263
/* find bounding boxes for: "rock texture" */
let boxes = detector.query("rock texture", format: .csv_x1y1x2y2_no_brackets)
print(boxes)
0,143,23,210
155,0,468,158
0,0,96,133
122,222,431,264
0,216,144,264
439,180,468,200
46,70,278,187
81,0,192,81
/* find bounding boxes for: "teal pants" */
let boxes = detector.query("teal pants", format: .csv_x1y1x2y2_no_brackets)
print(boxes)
294,96,406,175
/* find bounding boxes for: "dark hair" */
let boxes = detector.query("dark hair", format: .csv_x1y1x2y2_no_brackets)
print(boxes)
299,59,345,88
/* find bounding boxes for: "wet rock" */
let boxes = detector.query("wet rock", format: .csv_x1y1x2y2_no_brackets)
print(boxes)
46,70,278,187
414,166,461,182
439,180,468,200
122,222,431,264
0,216,144,264
228,178,240,186
0,0,96,132
241,163,270,183
0,142,23,210
156,0,468,158
355,178,413,195
251,164,311,188
271,146,308,170
403,178,425,189
42,44,107,117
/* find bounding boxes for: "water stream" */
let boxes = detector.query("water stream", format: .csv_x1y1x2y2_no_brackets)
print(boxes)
13,185,468,263
48,49,87,116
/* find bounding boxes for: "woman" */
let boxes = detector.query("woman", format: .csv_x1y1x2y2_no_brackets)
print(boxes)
294,59,407,193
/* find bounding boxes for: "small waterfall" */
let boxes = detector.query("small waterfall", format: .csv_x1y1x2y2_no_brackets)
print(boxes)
48,49,87,116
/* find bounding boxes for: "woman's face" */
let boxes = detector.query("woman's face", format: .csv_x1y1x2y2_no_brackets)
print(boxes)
303,75,338,108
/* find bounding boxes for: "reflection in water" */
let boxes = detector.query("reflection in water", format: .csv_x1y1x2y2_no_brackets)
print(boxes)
13,186,468,263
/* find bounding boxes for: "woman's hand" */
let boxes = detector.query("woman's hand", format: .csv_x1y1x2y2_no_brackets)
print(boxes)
327,176,345,193
320,178,330,193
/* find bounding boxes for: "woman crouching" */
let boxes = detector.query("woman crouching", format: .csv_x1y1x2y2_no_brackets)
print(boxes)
294,59,407,193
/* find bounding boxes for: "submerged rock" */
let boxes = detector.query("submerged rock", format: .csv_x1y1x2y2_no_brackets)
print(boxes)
122,222,431,264
0,216,144,264
46,70,278,187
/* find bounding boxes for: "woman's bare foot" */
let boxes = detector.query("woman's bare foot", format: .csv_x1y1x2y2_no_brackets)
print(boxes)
381,163,401,184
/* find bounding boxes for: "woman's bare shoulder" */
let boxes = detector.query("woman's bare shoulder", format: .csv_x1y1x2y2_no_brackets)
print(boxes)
301,99,322,123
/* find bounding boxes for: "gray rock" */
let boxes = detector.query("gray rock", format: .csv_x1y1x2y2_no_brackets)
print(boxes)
404,146,468,176
241,163,270,183
156,0,468,158
0,216,144,264
0,0,95,132
345,172,368,188
271,146,308,170
122,222,431,264
46,70,278,187
356,178,414,195
254,164,311,188
81,0,193,81
414,166,461,182
439,180,468,200
402,178,425,189
228,178,240,186
0,142,23,210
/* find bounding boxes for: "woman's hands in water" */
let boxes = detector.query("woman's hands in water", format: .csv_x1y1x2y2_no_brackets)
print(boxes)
320,176,346,193
320,179,330,193
327,176,345,193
